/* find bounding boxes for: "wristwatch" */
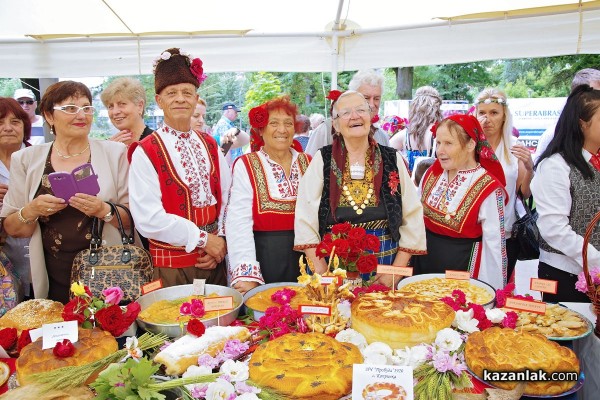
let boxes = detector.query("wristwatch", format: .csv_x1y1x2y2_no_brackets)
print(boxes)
102,207,114,222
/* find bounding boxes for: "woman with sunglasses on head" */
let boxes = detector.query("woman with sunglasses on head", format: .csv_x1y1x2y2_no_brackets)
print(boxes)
294,91,426,288
0,81,131,303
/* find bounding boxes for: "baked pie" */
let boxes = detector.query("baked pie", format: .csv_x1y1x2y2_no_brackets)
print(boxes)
397,277,494,305
465,327,579,396
351,291,455,349
506,303,590,338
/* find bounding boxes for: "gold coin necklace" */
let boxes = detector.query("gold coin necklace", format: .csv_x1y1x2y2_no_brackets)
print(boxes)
342,150,374,216
343,183,374,215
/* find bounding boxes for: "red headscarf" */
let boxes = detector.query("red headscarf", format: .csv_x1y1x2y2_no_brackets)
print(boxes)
431,114,506,187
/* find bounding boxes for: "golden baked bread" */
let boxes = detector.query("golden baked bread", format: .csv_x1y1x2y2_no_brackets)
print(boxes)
0,299,63,334
397,277,494,305
244,286,309,312
362,382,407,400
17,327,118,386
465,327,580,396
249,332,362,399
507,303,590,338
351,291,455,348
154,326,251,376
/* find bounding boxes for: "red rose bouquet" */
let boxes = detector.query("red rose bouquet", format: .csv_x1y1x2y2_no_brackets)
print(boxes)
63,282,140,337
315,222,379,274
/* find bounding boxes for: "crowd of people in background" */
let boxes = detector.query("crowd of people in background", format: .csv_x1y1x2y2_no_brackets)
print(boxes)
0,48,598,308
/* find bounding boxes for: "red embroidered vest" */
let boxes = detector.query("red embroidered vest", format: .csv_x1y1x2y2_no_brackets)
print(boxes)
420,167,505,239
239,152,310,231
129,130,222,267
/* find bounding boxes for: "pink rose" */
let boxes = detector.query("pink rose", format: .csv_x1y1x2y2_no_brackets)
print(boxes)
102,286,124,305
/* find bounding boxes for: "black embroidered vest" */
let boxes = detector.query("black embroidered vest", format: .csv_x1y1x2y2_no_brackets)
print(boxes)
318,145,404,242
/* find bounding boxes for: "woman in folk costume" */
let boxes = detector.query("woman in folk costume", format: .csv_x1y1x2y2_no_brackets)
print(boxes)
226,96,309,294
294,91,426,288
412,114,508,290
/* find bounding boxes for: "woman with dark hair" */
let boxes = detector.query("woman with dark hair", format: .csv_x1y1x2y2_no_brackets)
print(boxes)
0,97,33,299
412,114,508,290
532,84,600,302
226,96,309,294
0,81,131,303
294,91,426,288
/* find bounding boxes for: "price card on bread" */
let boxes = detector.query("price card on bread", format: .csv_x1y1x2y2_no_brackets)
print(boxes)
504,297,547,315
530,278,558,294
352,364,413,400
377,265,413,276
445,270,470,280
298,304,331,316
42,320,78,349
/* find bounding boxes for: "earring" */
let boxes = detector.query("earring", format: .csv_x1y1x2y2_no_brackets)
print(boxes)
50,125,55,134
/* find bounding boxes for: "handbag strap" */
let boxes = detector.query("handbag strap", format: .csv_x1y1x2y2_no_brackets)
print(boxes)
516,186,535,218
110,203,136,245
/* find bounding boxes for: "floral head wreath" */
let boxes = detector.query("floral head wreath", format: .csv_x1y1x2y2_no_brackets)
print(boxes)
381,115,408,136
476,97,506,106
152,48,207,85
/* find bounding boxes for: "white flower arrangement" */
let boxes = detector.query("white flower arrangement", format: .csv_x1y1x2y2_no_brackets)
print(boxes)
393,344,429,368
335,328,368,350
219,359,249,382
485,308,507,324
434,328,463,352
362,342,394,364
452,308,480,333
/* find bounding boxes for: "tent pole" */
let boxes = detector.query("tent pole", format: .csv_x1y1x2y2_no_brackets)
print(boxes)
331,34,339,90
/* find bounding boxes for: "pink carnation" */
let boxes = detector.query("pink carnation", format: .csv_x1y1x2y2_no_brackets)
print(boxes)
501,311,518,329
102,286,124,305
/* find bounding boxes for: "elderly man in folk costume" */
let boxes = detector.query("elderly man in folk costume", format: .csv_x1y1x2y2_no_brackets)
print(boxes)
128,48,232,287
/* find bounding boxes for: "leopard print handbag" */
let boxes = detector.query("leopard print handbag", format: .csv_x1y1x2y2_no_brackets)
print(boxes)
70,203,153,303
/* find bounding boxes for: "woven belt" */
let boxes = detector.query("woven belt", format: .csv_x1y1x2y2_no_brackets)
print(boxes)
199,220,219,234
328,219,389,231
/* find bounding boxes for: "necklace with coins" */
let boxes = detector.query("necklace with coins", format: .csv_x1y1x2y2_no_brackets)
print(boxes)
341,150,375,215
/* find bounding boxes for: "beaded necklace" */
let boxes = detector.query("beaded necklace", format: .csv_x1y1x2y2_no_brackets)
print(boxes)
341,149,375,215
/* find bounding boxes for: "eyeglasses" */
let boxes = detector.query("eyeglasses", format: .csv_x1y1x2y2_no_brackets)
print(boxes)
334,107,371,120
53,105,96,115
18,100,35,105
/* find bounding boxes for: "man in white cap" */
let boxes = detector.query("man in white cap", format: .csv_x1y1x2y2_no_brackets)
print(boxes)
14,88,45,145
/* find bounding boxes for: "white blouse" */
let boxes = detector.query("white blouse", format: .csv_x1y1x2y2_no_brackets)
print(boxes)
531,150,600,275
129,125,232,253
495,136,519,235
225,149,304,285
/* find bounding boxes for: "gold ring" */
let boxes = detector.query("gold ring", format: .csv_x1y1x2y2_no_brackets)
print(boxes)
47,208,53,212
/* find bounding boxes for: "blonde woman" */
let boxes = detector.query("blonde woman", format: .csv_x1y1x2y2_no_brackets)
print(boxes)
405,86,443,172
475,88,534,280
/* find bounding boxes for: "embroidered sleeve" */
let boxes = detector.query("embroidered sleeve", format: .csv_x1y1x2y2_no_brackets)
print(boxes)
294,152,325,248
230,262,265,286
478,188,507,290
395,155,427,253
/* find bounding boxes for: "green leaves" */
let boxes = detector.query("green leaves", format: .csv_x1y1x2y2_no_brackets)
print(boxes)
91,357,164,400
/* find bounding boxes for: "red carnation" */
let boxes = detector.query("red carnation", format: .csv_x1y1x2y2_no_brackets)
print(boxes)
124,302,141,321
187,318,206,337
326,90,343,102
333,238,351,258
348,227,366,241
0,327,17,350
190,58,204,83
371,114,380,124
17,329,32,353
95,304,130,337
362,235,380,253
53,339,75,358
356,254,377,274
331,222,352,235
249,106,269,128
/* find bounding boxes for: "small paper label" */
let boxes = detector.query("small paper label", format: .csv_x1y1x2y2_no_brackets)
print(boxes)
0,346,8,358
352,364,414,400
193,279,206,295
204,296,234,312
321,276,342,285
141,279,163,295
445,270,470,280
505,297,547,315
29,328,43,342
530,278,558,294
298,304,332,316
377,265,414,276
42,320,79,350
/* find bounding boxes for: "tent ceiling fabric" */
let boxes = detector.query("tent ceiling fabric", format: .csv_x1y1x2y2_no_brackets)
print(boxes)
0,0,599,78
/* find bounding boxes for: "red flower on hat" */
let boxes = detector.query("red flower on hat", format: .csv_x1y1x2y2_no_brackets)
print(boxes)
249,105,269,128
190,58,206,84
371,114,380,124
326,90,343,102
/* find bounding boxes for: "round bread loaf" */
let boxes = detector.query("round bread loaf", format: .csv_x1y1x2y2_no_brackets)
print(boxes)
465,327,580,395
351,291,455,349
249,332,362,399
17,327,118,386
0,299,63,334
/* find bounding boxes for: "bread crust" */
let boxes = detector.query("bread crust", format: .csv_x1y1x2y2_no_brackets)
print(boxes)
0,299,63,334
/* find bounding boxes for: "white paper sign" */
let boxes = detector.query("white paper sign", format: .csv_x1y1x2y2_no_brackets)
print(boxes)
0,346,8,358
29,327,43,343
42,320,79,350
193,279,206,296
352,364,414,400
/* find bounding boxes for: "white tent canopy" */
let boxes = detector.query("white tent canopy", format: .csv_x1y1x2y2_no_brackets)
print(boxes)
1,0,599,78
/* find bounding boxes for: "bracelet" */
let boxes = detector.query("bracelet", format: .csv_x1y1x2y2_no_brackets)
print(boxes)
17,207,38,224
